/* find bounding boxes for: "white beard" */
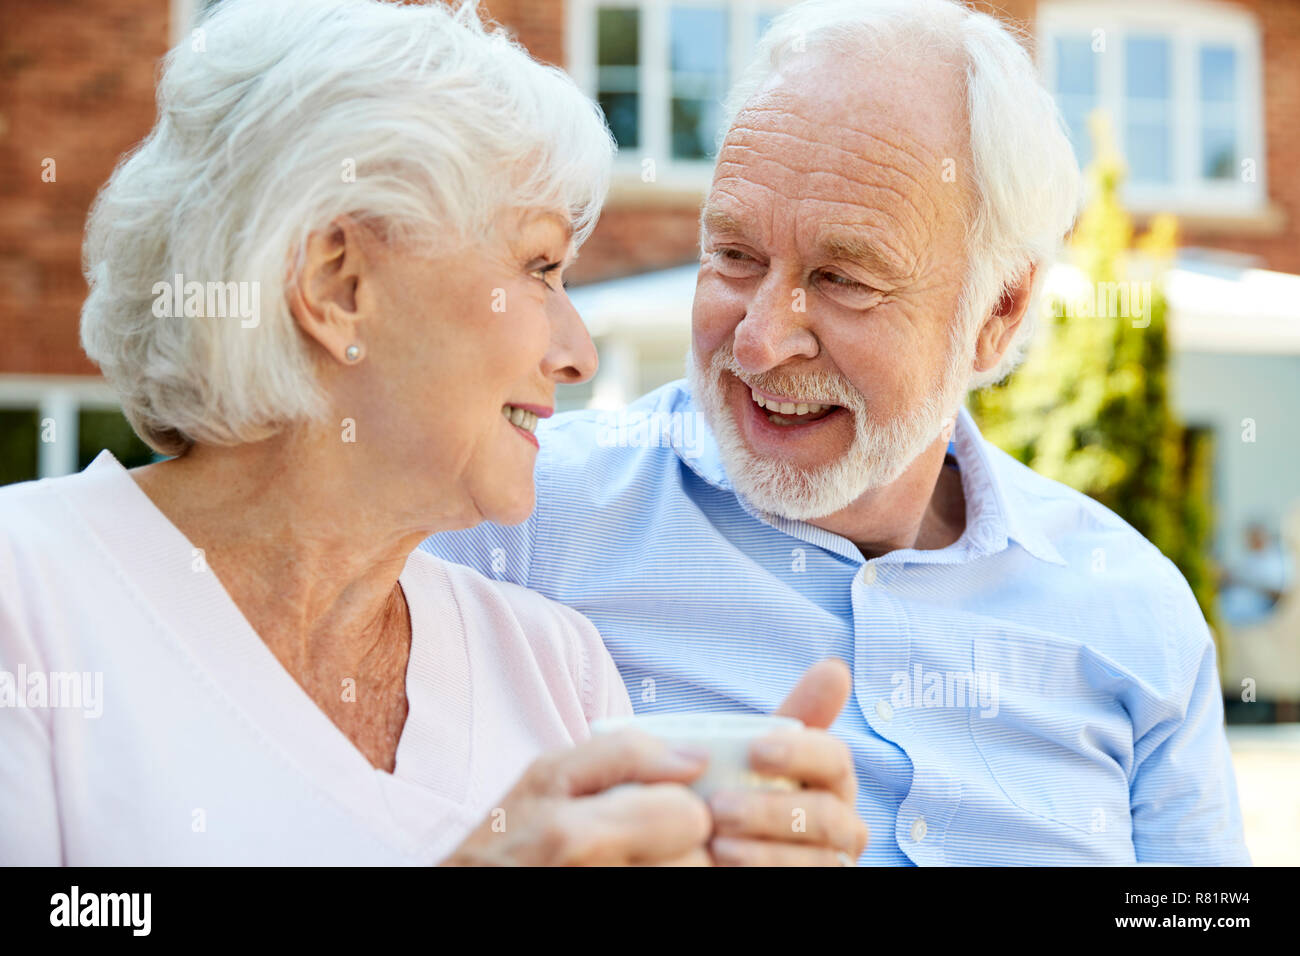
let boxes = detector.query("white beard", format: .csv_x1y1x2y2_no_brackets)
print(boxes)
687,330,971,521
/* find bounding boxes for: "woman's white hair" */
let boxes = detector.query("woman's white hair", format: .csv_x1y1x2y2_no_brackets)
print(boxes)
722,0,1081,391
81,0,614,455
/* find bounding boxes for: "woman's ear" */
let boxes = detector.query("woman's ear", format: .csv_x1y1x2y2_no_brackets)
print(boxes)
973,263,1036,374
287,215,371,364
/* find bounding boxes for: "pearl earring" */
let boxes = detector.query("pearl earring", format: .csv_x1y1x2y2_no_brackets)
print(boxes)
345,344,361,362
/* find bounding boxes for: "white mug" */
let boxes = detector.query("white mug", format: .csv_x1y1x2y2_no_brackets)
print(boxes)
590,712,804,800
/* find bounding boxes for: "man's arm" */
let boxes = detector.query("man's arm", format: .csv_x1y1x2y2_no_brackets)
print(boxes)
1129,561,1251,865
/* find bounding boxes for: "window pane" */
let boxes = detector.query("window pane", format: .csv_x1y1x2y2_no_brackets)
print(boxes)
670,6,727,160
597,8,639,66
0,409,39,487
78,408,155,472
1201,124,1237,179
1052,34,1098,168
1058,96,1096,168
1124,35,1172,184
598,91,639,147
1125,34,1170,99
1200,45,1236,102
1198,45,1240,182
596,7,640,148
1127,121,1172,182
1055,34,1096,96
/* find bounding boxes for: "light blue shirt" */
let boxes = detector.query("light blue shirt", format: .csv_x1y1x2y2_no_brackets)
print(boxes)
422,380,1250,865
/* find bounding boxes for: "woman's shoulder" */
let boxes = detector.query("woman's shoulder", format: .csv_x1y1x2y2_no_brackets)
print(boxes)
0,453,136,560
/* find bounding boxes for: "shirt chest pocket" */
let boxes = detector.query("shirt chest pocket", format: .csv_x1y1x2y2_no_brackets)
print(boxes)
970,632,1135,835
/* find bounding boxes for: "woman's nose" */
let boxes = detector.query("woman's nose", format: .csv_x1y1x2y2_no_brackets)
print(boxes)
543,290,599,385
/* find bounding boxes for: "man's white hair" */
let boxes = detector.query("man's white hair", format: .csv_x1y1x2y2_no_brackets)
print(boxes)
722,0,1081,390
80,0,614,455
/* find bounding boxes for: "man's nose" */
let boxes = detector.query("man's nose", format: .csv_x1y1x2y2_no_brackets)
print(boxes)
732,273,819,374
542,289,599,385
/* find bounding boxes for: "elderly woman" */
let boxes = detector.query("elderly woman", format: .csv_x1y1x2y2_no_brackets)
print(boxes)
0,0,865,866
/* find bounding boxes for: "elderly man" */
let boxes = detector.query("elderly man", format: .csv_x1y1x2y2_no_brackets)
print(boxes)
425,0,1249,865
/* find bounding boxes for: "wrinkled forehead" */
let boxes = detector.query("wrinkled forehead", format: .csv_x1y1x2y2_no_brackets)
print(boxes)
709,49,972,255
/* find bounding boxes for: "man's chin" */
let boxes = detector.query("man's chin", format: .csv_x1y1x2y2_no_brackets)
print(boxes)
720,439,867,521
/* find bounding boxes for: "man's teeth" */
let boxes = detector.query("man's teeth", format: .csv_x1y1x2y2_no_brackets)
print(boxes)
502,405,538,433
750,388,830,417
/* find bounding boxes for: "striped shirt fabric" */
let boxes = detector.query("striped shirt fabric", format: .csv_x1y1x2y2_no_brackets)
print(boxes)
421,379,1250,866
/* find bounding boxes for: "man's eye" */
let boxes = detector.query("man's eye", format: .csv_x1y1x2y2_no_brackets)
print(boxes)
816,270,882,302
713,248,762,275
819,270,864,289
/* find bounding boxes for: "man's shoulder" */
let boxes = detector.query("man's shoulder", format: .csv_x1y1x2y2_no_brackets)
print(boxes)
979,437,1207,657
981,437,1166,561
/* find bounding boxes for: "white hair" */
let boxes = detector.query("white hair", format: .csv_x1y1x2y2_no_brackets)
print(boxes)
722,0,1081,390
81,0,613,455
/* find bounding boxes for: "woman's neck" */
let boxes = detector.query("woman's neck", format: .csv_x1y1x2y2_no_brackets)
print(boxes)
128,430,431,681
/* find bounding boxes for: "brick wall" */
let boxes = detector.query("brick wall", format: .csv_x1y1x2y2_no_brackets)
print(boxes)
0,0,168,375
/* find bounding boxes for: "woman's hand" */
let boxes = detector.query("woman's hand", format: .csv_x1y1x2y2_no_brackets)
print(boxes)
709,659,869,866
440,730,713,866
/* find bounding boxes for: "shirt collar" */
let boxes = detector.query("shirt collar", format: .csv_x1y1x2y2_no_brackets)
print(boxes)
668,381,1066,567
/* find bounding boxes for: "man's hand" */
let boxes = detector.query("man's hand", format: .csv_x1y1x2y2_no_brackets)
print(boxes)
708,659,868,865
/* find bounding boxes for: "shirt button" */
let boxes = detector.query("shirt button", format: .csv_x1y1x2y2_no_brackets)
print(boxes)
910,817,928,842
862,564,878,585
875,700,894,722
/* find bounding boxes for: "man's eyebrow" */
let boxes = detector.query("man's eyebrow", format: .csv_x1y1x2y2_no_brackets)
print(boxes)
819,230,910,282
703,207,909,281
700,206,748,239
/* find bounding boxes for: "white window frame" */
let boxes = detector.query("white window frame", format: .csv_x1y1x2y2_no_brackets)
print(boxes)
567,0,795,192
1038,0,1267,216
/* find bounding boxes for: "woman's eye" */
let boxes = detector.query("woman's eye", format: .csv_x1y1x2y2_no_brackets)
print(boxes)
529,262,563,290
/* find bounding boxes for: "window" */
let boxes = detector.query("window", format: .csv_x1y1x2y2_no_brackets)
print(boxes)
669,7,728,160
1038,1,1265,213
596,7,641,148
570,1,793,186
0,380,156,486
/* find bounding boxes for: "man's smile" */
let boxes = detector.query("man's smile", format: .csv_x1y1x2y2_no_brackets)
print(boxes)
726,371,854,467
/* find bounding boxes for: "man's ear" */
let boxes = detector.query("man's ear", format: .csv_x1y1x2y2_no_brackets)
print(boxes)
973,263,1036,374
287,216,370,365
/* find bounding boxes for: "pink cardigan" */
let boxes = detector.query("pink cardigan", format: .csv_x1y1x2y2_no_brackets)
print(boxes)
0,451,632,864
